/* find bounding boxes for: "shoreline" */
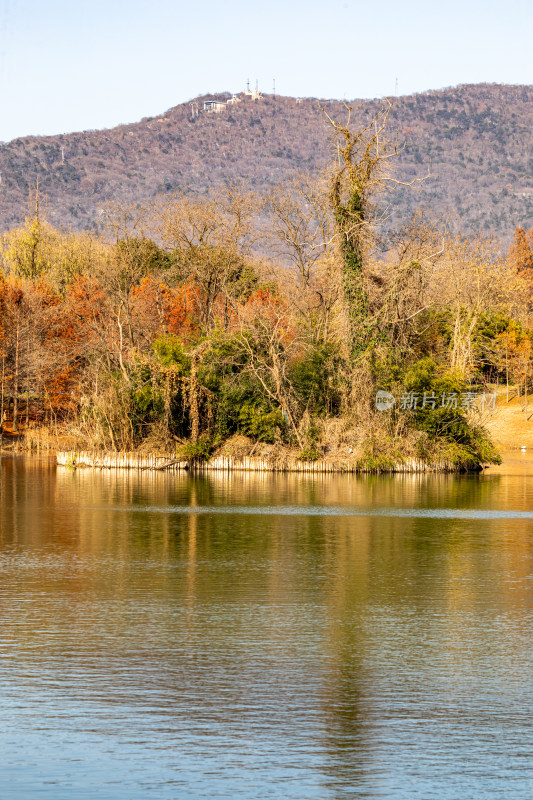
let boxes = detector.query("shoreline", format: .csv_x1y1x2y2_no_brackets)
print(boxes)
55,450,479,474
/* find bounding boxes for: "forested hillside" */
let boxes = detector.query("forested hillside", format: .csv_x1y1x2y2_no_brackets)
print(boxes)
1,83,533,238
3,113,533,467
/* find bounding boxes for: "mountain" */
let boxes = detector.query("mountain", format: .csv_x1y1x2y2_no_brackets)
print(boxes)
1,83,533,238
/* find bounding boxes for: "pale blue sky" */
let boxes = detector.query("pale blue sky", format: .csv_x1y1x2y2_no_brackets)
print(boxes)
1,0,532,142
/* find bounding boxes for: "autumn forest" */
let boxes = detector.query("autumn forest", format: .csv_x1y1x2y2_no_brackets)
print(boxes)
1,105,532,469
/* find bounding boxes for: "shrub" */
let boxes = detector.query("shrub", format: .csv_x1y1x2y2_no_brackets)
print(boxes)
400,358,500,466
179,436,212,463
238,403,285,443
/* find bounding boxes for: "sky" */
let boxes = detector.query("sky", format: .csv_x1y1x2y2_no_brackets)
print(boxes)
0,0,532,142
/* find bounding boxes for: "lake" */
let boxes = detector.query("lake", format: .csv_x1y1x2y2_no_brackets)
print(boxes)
1,455,533,798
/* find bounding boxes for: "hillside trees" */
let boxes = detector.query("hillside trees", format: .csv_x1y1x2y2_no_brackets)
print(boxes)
0,120,530,467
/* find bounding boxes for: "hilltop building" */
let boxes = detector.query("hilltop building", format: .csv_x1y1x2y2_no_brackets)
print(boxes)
203,100,226,113
202,85,263,114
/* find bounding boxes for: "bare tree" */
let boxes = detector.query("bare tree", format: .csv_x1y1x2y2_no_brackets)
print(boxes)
156,188,258,331
264,173,341,346
323,100,429,359
430,235,522,378
372,214,444,349
235,291,304,446
265,173,333,289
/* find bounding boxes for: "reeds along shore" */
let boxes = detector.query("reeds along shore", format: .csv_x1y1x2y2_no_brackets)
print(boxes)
56,451,466,473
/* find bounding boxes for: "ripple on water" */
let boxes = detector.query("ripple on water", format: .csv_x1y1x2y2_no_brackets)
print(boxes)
1,462,533,798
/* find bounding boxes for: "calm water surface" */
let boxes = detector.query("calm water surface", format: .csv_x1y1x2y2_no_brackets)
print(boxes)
1,455,533,799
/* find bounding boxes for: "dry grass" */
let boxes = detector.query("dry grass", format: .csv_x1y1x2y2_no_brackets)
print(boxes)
1,424,77,453
482,385,533,450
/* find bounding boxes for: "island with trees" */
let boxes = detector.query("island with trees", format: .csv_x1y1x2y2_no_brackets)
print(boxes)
1,103,532,471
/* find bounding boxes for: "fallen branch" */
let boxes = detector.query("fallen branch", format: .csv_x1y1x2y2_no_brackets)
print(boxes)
145,458,189,471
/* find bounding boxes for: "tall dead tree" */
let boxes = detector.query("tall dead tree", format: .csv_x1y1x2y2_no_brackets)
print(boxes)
323,101,428,360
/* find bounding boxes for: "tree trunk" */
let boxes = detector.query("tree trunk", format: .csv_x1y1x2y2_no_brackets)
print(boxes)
0,353,5,447
189,355,199,444
164,372,171,437
13,322,20,432
25,338,30,430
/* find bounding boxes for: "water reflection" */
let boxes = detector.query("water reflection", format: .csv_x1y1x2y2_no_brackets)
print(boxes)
0,457,533,798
